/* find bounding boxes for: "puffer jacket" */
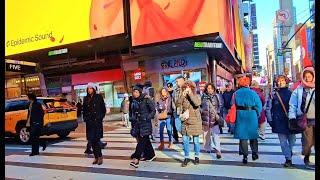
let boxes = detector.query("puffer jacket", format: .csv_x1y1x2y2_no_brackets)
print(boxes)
178,87,202,136
129,94,156,137
201,93,220,129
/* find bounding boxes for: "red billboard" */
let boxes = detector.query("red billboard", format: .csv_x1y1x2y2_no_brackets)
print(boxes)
130,0,235,50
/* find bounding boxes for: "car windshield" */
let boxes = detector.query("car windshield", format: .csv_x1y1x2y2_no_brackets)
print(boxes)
39,98,74,109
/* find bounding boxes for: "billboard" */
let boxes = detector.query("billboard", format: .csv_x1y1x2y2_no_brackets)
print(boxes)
5,0,124,56
130,0,235,48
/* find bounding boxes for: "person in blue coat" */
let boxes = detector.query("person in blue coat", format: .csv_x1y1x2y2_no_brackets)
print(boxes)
266,75,295,167
232,75,262,164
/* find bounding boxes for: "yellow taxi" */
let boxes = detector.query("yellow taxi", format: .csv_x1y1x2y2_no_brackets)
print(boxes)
5,97,78,144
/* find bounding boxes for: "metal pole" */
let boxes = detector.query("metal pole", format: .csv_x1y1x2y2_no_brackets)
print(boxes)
213,59,217,87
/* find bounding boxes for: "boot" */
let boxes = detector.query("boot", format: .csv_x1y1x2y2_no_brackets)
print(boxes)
252,153,259,161
242,155,248,164
158,141,164,150
181,158,191,167
97,157,103,165
168,142,173,149
92,158,98,164
284,159,293,168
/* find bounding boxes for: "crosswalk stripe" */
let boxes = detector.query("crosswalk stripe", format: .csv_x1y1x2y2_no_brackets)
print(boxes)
5,165,161,180
14,145,313,166
6,125,315,179
5,155,314,180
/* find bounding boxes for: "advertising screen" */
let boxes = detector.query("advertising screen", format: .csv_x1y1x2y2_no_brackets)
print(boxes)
130,0,234,47
5,0,124,56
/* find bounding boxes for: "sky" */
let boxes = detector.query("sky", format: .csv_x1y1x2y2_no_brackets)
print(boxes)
254,0,312,68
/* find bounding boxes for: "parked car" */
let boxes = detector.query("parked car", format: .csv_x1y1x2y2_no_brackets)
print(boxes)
5,97,78,144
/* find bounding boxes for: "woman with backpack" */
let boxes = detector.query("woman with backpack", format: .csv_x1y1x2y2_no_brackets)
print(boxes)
266,75,295,167
156,88,173,150
201,83,223,159
288,67,315,169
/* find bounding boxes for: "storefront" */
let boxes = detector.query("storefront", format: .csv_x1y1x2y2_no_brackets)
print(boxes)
216,64,234,91
124,52,209,92
71,69,125,110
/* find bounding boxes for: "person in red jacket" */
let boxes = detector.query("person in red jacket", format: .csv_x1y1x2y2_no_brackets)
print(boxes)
250,81,266,140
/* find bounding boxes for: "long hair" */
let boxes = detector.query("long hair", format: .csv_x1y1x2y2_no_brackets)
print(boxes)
204,83,216,95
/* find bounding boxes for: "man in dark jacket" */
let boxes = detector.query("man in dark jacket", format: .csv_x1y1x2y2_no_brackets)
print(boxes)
129,85,156,168
222,83,235,134
83,82,106,165
26,93,47,156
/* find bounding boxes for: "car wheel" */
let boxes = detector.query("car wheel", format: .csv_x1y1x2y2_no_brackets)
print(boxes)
18,127,30,144
57,131,70,139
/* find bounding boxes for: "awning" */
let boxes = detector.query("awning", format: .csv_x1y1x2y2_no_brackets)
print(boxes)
71,69,123,85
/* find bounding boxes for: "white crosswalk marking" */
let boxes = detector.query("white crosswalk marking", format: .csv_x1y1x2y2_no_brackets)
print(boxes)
5,126,315,180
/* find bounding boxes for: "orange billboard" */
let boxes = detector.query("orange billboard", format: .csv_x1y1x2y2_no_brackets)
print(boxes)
130,0,235,48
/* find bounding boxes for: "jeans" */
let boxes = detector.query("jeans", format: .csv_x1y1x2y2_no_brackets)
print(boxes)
159,118,172,142
122,113,130,127
173,117,181,141
278,133,296,160
183,135,200,158
132,135,155,160
239,139,258,156
203,126,221,152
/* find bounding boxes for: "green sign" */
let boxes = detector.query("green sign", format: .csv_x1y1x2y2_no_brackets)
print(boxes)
194,42,223,49
48,48,68,56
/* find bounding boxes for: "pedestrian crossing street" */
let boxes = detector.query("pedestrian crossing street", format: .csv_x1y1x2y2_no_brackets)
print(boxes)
6,126,315,180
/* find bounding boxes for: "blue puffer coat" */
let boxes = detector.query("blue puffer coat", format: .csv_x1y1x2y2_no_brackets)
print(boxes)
266,87,292,134
233,87,262,140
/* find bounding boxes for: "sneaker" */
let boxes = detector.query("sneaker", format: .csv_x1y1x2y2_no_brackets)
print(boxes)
130,161,139,168
216,151,222,159
258,136,265,141
181,158,191,167
130,159,139,168
284,159,293,168
194,157,200,165
242,156,248,164
146,155,157,162
252,154,259,161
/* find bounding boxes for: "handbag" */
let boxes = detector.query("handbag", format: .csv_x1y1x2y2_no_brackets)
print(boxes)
209,95,224,126
226,93,237,124
157,98,168,120
180,109,190,121
275,90,314,133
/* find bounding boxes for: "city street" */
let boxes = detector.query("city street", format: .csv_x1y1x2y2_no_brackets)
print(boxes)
5,120,315,180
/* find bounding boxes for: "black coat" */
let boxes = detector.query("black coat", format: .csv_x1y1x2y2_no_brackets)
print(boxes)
129,94,156,137
266,88,292,134
83,93,106,141
222,90,235,109
28,101,44,127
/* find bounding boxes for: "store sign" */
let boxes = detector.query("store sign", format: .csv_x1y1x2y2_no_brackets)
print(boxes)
194,42,223,49
145,52,208,73
48,48,68,56
5,63,35,73
5,0,124,56
133,68,145,81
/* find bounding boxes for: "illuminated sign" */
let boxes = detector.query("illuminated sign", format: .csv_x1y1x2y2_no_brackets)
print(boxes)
130,0,234,47
194,42,223,49
6,63,36,73
5,0,124,56
48,48,68,56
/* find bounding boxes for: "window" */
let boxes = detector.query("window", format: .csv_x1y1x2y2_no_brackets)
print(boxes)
6,100,29,112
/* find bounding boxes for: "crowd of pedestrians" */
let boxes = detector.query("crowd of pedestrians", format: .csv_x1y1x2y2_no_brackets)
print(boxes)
26,66,315,170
